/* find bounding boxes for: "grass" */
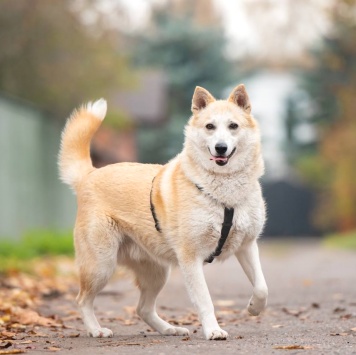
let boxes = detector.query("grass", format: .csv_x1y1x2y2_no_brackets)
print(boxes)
0,229,73,273
324,230,356,250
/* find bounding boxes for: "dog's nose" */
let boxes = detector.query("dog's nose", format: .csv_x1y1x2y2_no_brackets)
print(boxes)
215,143,227,155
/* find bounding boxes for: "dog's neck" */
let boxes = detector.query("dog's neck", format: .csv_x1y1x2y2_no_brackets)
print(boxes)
179,146,264,208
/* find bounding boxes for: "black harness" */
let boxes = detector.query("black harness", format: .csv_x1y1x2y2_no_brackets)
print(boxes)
149,177,162,233
149,179,235,264
204,206,234,263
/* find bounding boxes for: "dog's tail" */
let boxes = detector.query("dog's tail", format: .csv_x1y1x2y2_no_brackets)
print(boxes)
58,99,107,191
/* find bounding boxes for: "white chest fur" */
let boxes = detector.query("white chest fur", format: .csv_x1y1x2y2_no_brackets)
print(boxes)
187,186,265,261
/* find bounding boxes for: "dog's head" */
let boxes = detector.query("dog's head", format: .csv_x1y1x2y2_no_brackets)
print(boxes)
184,84,263,174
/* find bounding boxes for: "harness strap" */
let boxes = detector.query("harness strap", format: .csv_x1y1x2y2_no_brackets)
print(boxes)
149,179,234,263
204,207,234,263
150,177,162,233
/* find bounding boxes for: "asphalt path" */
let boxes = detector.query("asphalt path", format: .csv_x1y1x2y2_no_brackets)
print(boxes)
36,239,356,354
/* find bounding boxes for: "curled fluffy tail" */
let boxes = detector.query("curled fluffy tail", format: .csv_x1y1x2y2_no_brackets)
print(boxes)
58,99,107,190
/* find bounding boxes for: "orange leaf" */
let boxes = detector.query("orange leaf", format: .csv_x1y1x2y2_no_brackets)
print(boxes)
274,345,313,350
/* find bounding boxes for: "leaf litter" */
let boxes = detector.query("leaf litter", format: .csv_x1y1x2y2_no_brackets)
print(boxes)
0,257,78,353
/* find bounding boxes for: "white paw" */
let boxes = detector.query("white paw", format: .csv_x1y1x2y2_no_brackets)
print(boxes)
247,293,267,316
162,327,190,336
204,328,229,340
88,327,113,338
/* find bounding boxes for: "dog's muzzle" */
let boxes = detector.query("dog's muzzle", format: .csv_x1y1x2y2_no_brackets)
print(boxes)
209,147,236,166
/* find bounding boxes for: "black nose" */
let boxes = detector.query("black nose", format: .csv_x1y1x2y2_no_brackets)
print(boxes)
215,142,227,155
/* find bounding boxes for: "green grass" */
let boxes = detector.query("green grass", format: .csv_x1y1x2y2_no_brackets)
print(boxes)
324,230,356,250
0,229,73,272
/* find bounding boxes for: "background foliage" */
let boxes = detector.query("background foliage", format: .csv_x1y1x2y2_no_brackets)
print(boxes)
132,3,235,163
0,0,131,117
296,0,356,232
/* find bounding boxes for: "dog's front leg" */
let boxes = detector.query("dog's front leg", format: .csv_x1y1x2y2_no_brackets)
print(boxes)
179,259,228,340
235,239,268,316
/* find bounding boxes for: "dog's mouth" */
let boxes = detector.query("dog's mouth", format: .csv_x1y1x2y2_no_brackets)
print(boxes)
209,147,236,166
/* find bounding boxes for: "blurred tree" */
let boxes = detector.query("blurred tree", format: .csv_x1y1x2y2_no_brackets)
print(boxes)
132,0,236,163
0,0,131,117
297,0,356,232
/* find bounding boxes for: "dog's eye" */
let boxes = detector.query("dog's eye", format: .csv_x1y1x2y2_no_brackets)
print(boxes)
229,123,239,130
205,123,215,130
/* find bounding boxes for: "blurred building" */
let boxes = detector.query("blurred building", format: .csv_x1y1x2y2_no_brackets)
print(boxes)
0,93,76,239
111,71,168,126
92,71,168,167
243,71,297,180
233,70,320,237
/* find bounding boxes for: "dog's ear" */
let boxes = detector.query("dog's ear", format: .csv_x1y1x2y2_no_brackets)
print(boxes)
191,86,215,114
228,84,251,113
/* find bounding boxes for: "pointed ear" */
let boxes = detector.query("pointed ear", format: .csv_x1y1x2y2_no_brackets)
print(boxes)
228,84,251,113
191,86,215,114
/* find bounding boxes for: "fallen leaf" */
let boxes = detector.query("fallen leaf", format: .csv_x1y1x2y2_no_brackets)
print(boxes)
340,314,353,320
274,345,313,350
299,313,311,321
0,332,16,340
333,307,346,313
181,337,190,341
216,300,235,307
0,316,11,325
311,303,320,309
0,350,25,354
0,343,11,349
123,306,136,316
8,324,26,330
27,330,47,337
282,307,305,317
68,333,80,338
330,332,349,336
47,347,61,352
119,343,141,346
13,309,62,327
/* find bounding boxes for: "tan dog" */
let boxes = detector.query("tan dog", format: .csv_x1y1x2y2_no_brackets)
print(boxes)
58,85,268,340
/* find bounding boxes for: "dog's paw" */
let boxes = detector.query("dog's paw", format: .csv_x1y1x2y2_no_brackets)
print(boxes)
162,326,190,336
88,327,113,338
204,328,228,340
247,292,267,316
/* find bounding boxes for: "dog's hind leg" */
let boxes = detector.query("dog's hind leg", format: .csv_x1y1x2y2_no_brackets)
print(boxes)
75,227,119,338
128,259,189,336
235,238,268,316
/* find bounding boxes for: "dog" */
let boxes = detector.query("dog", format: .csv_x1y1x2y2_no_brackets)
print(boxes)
58,84,268,340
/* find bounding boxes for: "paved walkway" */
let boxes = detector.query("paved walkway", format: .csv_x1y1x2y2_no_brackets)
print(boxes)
39,239,356,354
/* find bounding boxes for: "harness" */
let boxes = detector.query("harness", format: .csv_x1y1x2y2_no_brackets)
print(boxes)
149,179,234,264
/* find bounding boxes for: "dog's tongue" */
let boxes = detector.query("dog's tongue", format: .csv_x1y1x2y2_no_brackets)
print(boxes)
210,156,228,162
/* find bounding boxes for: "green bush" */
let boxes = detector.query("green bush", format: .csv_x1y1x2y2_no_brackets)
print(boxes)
0,229,73,260
324,230,356,250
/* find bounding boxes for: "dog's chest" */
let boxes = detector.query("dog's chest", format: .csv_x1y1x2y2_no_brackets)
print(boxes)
189,198,264,256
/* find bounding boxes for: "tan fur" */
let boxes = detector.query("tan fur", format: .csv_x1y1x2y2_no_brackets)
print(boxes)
59,86,268,340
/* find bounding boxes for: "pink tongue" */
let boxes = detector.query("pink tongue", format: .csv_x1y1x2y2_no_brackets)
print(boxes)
210,156,228,162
